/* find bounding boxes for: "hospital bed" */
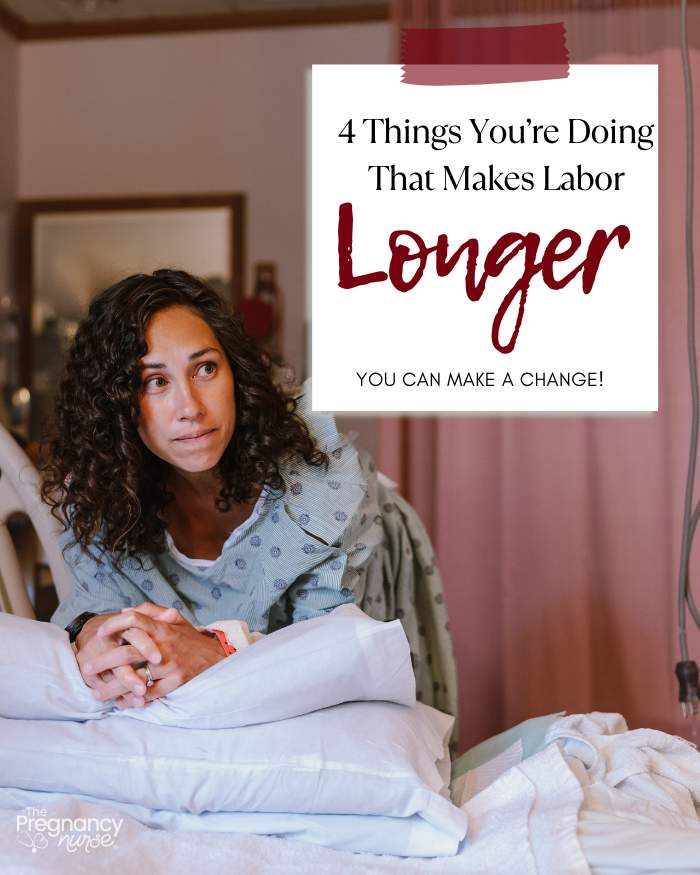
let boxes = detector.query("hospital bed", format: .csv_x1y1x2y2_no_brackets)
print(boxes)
1,421,699,875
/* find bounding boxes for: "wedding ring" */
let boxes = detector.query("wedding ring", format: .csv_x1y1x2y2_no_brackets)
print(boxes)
144,665,155,688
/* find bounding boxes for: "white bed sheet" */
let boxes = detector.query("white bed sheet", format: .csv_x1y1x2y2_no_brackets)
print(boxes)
6,796,696,875
4,726,699,875
579,808,700,874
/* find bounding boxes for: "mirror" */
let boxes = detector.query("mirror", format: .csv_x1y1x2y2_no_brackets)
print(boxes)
13,194,244,440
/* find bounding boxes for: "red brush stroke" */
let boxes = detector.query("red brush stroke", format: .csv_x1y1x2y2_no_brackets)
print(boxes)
401,24,569,85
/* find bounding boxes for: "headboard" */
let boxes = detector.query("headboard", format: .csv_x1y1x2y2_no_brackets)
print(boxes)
0,423,72,617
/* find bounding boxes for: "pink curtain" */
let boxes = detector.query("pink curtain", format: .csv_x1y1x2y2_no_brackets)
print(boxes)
383,2,700,749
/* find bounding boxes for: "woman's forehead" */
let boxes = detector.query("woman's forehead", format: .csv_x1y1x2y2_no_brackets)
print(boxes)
142,306,220,356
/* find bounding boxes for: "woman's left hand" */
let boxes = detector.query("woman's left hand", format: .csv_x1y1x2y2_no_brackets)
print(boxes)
90,603,227,704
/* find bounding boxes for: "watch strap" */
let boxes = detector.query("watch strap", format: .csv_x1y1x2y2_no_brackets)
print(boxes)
65,611,97,644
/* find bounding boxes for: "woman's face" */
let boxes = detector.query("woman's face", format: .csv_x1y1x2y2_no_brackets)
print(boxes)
136,305,235,476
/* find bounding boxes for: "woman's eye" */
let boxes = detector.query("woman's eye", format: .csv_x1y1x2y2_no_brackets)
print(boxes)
197,361,217,377
144,376,167,391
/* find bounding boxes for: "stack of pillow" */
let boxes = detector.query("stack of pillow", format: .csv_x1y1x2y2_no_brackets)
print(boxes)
0,604,467,856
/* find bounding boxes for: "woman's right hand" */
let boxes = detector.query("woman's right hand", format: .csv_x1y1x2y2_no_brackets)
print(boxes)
75,610,166,709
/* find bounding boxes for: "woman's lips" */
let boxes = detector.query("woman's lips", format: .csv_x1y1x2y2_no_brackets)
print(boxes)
173,428,216,443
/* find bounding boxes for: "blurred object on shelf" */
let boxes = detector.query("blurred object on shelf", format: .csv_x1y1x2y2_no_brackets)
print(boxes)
236,262,283,362
0,294,19,432
0,294,18,383
31,301,76,440
9,386,31,442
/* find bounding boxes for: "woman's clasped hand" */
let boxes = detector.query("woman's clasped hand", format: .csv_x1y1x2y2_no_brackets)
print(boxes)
75,602,226,709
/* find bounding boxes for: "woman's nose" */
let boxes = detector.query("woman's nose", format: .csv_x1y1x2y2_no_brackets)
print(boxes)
176,382,204,420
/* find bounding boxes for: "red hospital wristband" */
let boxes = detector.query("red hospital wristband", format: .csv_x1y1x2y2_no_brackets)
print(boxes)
208,628,237,656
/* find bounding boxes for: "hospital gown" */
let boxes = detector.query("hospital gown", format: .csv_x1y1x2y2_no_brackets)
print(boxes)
51,383,458,738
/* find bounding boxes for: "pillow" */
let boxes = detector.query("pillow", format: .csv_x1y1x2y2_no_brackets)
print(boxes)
0,603,415,726
0,612,108,721
0,701,466,847
0,786,462,858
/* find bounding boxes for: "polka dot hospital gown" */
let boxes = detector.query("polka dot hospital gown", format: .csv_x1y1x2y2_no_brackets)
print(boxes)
51,381,459,740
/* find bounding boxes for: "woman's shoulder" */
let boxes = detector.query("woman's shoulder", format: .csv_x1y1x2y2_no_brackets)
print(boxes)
58,525,149,577
279,378,368,546
57,528,122,589
287,378,344,452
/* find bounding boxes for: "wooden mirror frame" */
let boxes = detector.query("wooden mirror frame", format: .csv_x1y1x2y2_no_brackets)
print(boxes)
15,192,245,389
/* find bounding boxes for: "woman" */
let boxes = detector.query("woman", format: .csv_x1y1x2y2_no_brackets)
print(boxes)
43,269,370,710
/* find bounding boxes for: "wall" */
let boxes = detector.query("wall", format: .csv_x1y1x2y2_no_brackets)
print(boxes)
0,26,17,305
17,24,390,403
0,26,17,421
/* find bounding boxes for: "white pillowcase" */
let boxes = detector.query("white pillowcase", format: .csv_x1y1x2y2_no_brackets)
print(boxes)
0,603,415,726
0,701,466,846
131,602,415,728
0,612,107,721
0,785,462,858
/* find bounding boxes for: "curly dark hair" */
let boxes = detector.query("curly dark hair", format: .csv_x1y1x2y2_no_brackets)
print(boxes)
40,268,327,564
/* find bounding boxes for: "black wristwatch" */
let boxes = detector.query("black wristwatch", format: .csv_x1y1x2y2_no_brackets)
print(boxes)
65,611,97,644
